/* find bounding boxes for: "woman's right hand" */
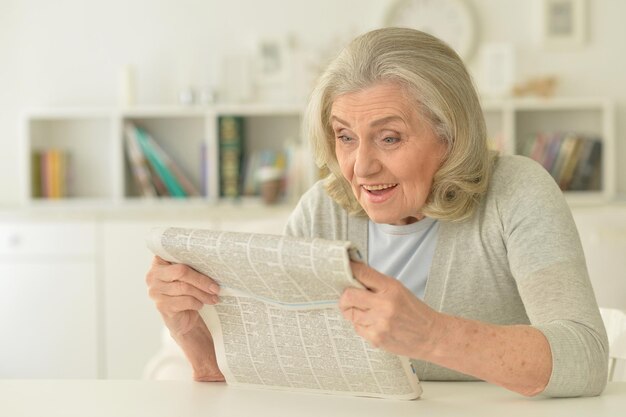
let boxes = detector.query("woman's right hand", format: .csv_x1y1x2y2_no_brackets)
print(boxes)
145,256,220,338
146,256,225,381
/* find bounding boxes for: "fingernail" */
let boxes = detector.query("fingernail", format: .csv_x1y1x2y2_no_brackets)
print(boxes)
209,283,220,295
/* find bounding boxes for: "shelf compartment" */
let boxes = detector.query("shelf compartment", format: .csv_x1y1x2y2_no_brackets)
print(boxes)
121,115,207,199
26,117,115,201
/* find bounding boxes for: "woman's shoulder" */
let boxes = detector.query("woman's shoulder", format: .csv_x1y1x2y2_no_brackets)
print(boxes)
297,178,337,211
485,154,567,217
493,154,549,180
490,154,559,194
285,178,348,238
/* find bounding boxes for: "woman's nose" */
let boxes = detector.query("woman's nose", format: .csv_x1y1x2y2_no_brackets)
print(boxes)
354,142,382,178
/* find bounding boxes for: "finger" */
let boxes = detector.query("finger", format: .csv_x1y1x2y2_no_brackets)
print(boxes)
343,316,379,348
161,263,220,295
157,295,205,316
159,280,219,305
350,261,388,292
146,256,173,286
339,287,375,311
150,257,219,295
340,306,373,327
152,256,172,266
353,324,385,349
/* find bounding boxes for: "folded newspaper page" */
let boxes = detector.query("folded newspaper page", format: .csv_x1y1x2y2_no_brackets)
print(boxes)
147,227,422,400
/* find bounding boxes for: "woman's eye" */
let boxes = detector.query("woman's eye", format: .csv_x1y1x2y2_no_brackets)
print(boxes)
337,135,353,143
382,136,400,144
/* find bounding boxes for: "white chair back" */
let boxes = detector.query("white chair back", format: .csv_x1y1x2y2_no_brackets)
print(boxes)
599,307,626,381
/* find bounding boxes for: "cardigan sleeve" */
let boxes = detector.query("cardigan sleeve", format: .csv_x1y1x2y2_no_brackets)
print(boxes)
498,156,608,397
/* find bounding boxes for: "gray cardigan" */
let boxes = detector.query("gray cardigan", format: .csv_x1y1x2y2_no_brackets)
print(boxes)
284,155,608,397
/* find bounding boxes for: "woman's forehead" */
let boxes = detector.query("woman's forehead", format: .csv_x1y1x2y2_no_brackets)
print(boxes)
330,83,421,126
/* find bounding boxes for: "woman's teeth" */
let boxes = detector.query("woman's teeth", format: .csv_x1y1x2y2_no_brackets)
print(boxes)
362,184,397,191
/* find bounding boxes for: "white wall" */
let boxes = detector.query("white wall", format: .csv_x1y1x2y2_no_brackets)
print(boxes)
1,0,626,205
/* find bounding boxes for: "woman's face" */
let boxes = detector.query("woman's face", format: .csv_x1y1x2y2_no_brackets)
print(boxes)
331,82,446,225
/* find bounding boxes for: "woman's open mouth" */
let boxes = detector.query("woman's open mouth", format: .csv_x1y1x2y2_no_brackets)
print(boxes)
362,183,398,197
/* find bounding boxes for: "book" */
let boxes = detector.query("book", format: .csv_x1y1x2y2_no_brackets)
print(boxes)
569,140,602,191
241,149,288,197
146,227,422,400
124,124,157,198
544,133,564,175
147,162,170,196
551,134,577,187
241,150,261,196
557,135,583,190
144,133,200,197
529,133,547,162
219,116,244,198
134,126,187,198
35,149,70,199
31,151,42,198
48,150,57,198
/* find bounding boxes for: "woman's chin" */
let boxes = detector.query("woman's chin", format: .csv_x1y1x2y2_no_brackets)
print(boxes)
365,210,420,225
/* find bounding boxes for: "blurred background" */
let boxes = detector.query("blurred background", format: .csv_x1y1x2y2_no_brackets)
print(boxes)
1,0,625,381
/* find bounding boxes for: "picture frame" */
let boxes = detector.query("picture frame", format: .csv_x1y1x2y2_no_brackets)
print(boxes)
479,42,516,98
257,37,290,85
541,0,586,49
255,36,292,102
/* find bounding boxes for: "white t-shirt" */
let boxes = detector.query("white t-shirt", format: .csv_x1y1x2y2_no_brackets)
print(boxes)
367,217,439,299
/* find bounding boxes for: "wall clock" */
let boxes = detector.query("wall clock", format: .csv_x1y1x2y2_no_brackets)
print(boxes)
384,0,478,62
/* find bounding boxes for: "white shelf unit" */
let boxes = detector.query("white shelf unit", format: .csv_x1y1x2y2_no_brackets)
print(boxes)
482,97,615,203
20,98,615,207
21,104,305,207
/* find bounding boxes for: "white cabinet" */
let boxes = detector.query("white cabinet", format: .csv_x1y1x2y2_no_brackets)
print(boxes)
0,208,290,380
0,221,98,378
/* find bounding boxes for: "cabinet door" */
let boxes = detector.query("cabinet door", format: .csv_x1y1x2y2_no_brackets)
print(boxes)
102,219,216,379
102,221,165,379
0,262,98,378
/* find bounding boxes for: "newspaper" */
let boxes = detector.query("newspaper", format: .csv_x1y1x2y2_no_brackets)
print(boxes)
147,227,422,400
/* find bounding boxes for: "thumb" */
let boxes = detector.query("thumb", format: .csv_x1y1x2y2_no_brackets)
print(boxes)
153,255,172,266
350,261,388,292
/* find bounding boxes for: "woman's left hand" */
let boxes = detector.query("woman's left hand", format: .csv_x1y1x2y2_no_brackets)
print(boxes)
339,261,444,358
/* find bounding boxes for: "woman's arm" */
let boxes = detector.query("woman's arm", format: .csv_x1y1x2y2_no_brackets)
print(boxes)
340,261,551,396
169,318,225,382
428,314,551,396
499,157,608,396
146,256,224,381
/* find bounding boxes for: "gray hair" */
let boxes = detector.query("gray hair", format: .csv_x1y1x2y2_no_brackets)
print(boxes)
303,27,495,222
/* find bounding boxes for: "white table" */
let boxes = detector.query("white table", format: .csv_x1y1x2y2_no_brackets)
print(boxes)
1,380,625,417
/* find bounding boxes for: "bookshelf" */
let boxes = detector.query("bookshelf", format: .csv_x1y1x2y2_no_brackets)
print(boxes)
21,104,308,207
482,97,615,204
20,98,615,208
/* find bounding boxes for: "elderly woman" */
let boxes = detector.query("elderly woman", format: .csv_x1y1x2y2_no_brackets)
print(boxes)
146,27,607,398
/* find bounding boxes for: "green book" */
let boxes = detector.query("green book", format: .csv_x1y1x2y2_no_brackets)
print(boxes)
31,151,42,198
219,116,245,198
